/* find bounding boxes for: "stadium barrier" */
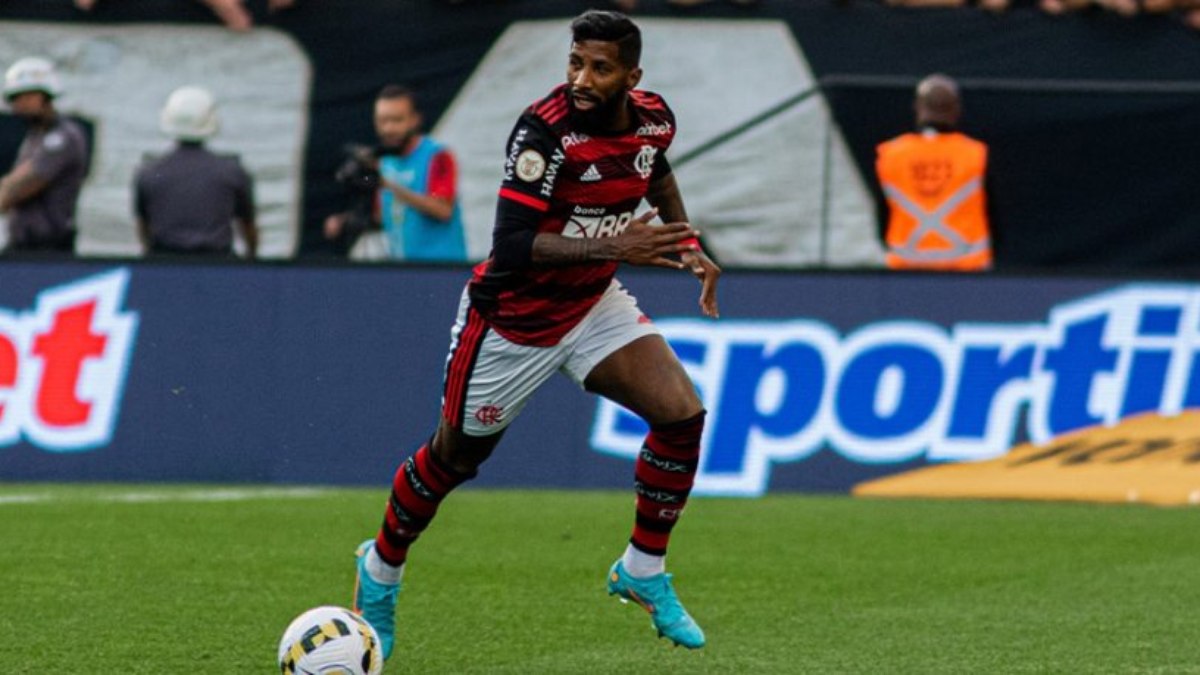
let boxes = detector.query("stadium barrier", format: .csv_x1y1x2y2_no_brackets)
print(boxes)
2,261,1199,503
2,2,1200,267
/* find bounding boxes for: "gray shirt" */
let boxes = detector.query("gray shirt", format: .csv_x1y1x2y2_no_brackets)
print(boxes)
134,143,254,252
8,117,88,246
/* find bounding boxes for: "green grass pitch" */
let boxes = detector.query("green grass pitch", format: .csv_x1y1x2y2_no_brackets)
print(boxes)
1,484,1198,673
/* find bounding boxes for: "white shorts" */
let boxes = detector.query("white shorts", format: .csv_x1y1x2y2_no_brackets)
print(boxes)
440,279,660,437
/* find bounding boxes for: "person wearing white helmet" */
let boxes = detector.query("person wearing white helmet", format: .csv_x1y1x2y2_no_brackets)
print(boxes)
0,56,89,254
133,85,257,258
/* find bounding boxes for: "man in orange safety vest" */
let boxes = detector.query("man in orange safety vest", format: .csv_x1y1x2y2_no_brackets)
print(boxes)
876,74,992,271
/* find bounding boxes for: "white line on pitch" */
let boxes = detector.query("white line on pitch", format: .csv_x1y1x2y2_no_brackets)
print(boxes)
0,494,50,504
0,487,331,505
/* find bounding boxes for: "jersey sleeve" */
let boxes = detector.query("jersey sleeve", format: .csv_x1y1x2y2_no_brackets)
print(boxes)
427,149,457,202
497,113,564,213
650,151,672,183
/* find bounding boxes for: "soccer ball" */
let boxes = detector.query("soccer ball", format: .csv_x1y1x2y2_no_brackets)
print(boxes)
277,606,384,675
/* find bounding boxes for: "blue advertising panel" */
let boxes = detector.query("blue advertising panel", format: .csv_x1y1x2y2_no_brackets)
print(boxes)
0,262,1193,496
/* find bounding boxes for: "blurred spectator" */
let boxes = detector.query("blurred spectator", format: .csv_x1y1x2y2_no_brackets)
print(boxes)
976,0,1011,13
134,86,257,258
324,85,467,262
1038,0,1137,15
1144,0,1200,26
0,57,88,255
75,0,298,32
609,0,759,9
875,74,993,271
877,0,1196,28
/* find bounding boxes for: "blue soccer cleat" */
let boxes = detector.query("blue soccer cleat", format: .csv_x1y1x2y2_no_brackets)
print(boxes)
353,539,399,660
607,559,706,649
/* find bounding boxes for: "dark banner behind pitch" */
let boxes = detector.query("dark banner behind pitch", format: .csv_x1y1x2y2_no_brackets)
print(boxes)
5,261,1196,495
1,1,1199,268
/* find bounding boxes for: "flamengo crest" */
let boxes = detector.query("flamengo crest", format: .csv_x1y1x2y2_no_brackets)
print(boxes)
634,145,656,180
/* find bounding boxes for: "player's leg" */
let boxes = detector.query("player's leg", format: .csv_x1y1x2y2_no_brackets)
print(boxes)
563,283,707,648
355,293,564,659
355,424,505,661
585,333,705,569
585,336,708,648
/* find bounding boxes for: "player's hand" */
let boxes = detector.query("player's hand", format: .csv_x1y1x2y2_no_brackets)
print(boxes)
617,208,699,270
682,248,721,318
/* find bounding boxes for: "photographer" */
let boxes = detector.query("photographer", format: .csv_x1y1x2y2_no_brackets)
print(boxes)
323,85,467,262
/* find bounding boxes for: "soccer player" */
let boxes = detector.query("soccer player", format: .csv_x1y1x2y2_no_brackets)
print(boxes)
352,9,721,658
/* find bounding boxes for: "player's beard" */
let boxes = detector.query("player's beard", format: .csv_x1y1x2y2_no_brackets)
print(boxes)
568,86,626,133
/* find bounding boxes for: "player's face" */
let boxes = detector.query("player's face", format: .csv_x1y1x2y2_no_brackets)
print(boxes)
567,40,642,124
374,96,421,150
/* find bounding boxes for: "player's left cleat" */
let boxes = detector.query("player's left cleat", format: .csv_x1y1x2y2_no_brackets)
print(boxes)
353,539,399,660
607,559,706,649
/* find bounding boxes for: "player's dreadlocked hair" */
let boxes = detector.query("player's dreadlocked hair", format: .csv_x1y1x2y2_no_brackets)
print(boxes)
570,10,642,69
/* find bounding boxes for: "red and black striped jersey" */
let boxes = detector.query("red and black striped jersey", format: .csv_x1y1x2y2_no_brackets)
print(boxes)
469,84,677,346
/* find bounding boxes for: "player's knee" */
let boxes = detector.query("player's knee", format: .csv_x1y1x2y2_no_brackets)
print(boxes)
645,394,704,427
432,423,498,475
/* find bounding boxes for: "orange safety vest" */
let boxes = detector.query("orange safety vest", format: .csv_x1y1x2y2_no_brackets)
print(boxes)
876,130,992,271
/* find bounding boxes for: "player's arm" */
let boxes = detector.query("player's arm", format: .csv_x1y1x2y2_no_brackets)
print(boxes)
644,159,689,227
0,161,49,212
382,150,455,222
491,114,696,270
533,208,697,268
645,163,721,318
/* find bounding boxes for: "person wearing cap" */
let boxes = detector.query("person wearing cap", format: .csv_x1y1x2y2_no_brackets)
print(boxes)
133,86,257,258
0,57,89,254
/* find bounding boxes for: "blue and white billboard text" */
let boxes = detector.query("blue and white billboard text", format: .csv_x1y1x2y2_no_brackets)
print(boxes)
592,285,1200,496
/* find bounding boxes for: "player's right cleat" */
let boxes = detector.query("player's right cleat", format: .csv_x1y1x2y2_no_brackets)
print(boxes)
607,559,706,649
353,539,399,660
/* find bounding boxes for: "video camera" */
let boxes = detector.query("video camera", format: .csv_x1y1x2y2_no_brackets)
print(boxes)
334,144,381,193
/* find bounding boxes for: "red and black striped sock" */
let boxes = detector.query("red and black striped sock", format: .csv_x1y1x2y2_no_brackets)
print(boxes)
374,443,475,566
630,411,705,556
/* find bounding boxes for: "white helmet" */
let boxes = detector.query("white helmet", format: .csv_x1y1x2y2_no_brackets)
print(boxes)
159,86,219,141
3,57,62,100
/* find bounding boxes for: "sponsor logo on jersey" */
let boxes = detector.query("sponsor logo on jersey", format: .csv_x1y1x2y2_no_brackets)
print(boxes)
580,164,603,182
562,132,591,148
634,145,657,180
540,148,566,197
591,285,1200,496
503,127,529,182
636,121,672,137
564,210,634,239
0,269,139,452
